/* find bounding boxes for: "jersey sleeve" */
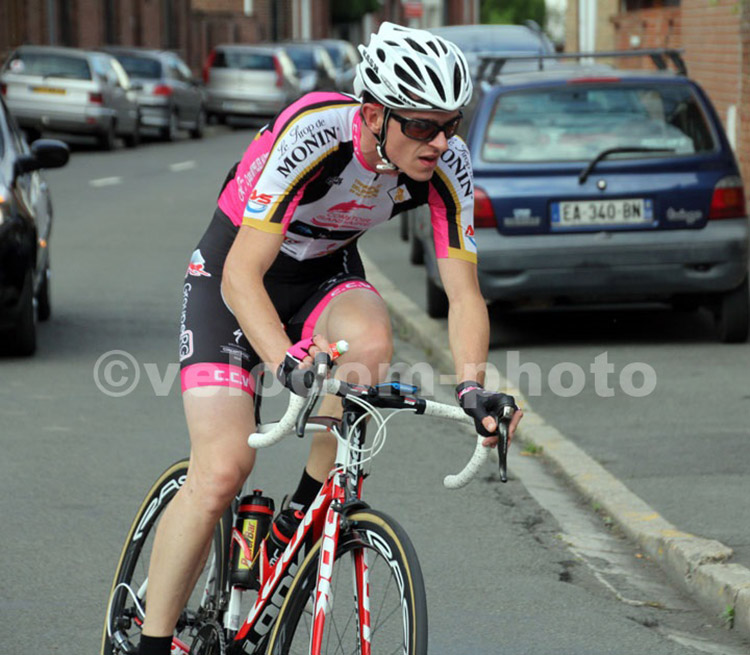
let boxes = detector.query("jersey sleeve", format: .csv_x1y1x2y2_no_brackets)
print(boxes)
427,137,477,264
238,97,352,234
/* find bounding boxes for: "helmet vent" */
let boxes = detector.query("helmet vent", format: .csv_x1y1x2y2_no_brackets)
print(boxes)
366,68,381,85
405,37,428,55
376,48,386,62
438,39,449,54
404,56,425,82
425,67,446,102
426,40,441,56
453,63,462,101
394,63,422,90
384,94,403,106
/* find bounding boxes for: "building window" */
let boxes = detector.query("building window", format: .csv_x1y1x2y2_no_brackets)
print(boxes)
623,0,680,10
103,0,118,44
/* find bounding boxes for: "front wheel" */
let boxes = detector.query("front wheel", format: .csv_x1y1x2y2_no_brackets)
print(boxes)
101,459,232,655
267,509,428,655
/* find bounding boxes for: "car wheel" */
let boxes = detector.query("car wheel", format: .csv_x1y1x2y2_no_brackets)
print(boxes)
7,270,37,356
190,107,206,139
409,224,425,266
124,114,141,148
715,276,749,343
37,262,52,322
426,275,449,319
160,110,179,142
98,120,117,151
399,212,409,241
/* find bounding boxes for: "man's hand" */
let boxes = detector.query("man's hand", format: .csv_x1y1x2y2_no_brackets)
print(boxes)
456,381,523,447
277,334,331,394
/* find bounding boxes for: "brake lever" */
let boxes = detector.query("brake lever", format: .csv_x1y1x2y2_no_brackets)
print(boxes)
497,404,516,483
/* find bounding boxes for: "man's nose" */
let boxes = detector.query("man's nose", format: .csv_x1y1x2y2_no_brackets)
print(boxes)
428,129,449,151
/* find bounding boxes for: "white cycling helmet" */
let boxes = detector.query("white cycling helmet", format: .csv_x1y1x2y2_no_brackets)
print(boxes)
354,22,472,111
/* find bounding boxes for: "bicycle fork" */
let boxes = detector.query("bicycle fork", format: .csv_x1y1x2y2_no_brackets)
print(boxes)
311,502,372,655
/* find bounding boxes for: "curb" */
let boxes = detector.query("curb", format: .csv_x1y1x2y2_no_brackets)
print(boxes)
362,252,750,637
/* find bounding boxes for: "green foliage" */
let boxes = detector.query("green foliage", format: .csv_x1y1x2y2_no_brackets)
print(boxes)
480,0,546,27
331,0,380,24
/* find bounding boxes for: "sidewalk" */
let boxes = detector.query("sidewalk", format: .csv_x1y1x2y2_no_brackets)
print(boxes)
361,252,750,640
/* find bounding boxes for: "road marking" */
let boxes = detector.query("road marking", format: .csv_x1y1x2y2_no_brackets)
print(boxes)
89,176,122,187
169,160,196,172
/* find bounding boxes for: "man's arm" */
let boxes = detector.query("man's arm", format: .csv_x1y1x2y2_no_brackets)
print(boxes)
437,256,490,385
222,226,295,373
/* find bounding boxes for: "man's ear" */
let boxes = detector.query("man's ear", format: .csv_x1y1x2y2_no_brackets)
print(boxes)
361,103,384,133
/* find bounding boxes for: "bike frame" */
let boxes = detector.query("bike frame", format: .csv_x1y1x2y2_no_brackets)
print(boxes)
226,399,372,654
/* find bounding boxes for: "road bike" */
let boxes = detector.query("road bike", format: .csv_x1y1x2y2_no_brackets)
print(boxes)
102,353,516,654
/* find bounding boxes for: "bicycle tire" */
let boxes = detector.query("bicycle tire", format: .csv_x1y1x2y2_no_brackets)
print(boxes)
101,459,232,655
266,508,428,655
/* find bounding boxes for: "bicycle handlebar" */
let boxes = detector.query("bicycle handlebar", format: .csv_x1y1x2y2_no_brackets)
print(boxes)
248,378,515,489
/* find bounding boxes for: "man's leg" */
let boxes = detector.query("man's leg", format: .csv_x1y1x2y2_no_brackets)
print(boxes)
138,387,256,651
306,288,393,481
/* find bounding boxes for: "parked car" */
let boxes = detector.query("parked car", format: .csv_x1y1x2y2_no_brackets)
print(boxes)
203,44,300,123
0,45,141,150
314,39,359,93
399,23,556,242
279,41,338,93
411,56,749,342
0,95,69,355
101,46,205,141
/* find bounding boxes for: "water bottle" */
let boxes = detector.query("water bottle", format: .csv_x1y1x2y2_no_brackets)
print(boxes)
230,490,274,588
266,505,305,567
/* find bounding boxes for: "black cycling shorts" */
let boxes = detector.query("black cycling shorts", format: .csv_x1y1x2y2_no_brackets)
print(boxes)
179,208,380,396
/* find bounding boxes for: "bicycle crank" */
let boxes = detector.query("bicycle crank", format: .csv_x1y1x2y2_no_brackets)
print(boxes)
189,620,226,655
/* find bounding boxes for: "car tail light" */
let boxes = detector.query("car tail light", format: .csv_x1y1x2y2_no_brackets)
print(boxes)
153,84,173,96
0,83,6,96
709,176,747,220
474,187,497,228
203,49,217,84
89,92,103,104
273,56,284,88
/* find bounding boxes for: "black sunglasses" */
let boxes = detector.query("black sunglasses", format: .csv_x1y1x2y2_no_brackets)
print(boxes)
389,111,463,142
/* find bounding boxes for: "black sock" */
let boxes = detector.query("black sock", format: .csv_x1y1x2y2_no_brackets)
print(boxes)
290,468,323,511
138,635,172,655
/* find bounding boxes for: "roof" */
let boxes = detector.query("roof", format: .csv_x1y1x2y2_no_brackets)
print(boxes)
430,24,553,54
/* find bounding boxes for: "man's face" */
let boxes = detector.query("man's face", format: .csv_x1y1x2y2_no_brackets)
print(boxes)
381,108,461,181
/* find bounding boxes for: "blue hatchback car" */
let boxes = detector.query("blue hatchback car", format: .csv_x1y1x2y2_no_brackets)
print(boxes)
412,53,749,342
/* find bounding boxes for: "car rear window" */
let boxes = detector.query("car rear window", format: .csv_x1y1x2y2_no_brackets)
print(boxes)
284,48,316,72
213,50,274,71
113,54,162,80
4,52,92,80
482,83,716,163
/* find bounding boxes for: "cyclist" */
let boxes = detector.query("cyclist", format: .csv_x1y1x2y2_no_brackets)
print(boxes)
138,22,523,655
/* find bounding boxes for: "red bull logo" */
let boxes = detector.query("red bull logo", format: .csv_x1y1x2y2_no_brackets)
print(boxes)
187,249,211,277
328,200,375,213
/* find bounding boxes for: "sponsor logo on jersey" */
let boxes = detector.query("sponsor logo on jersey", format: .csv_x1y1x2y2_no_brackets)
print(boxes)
275,124,338,178
311,215,373,229
350,179,381,198
464,224,476,248
187,250,211,277
328,200,375,213
440,147,473,198
388,185,412,204
245,189,274,215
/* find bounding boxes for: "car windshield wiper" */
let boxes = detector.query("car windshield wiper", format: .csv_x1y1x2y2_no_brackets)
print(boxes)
578,146,675,185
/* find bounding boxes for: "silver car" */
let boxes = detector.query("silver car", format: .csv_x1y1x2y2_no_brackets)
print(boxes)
102,47,206,141
0,45,141,150
279,42,338,93
203,44,300,123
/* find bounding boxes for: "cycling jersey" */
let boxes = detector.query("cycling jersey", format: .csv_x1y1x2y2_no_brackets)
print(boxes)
217,91,477,263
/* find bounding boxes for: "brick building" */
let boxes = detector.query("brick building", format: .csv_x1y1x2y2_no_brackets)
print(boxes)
565,0,750,187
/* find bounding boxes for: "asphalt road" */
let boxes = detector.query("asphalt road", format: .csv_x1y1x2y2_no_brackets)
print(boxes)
1,127,747,654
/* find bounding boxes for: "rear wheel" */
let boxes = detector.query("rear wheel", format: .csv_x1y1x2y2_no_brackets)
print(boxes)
160,110,179,142
715,276,749,343
268,509,428,655
101,460,231,655
37,261,51,322
124,115,141,148
190,107,206,139
99,121,117,151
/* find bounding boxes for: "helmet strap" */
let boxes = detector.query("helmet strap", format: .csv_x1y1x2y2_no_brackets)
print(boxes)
375,107,398,172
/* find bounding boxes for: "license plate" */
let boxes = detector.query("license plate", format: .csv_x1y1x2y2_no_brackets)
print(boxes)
223,100,257,112
31,86,66,95
551,198,654,230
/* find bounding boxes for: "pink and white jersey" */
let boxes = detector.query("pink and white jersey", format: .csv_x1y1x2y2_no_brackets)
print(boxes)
217,92,477,263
